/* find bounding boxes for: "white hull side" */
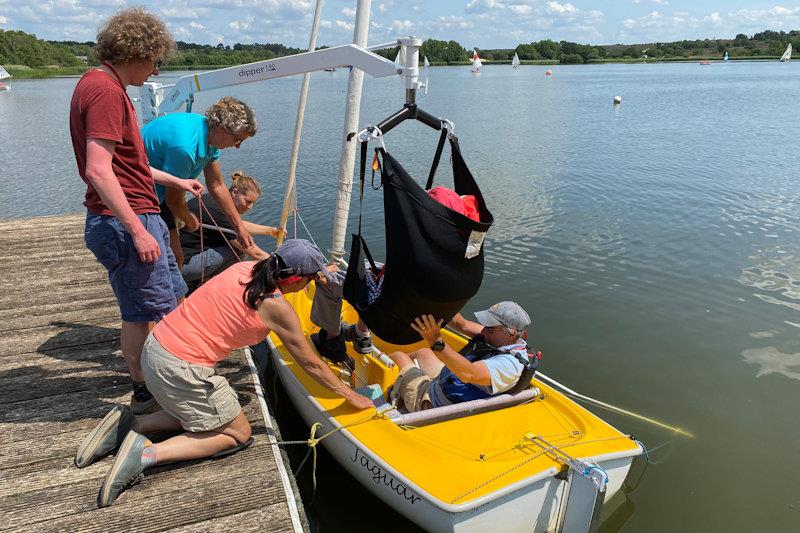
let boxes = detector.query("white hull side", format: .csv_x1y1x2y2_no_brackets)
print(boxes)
268,343,636,532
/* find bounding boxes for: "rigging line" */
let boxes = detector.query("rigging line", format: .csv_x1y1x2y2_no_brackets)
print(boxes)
198,196,204,284
451,433,633,505
479,431,580,462
450,448,551,504
200,200,242,262
535,372,694,438
295,209,328,262
391,429,485,461
539,396,580,435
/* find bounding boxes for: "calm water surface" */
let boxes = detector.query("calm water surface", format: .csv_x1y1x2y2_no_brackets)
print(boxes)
1,62,799,532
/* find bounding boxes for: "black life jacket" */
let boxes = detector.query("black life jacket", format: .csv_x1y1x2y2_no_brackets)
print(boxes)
343,132,494,345
438,335,541,403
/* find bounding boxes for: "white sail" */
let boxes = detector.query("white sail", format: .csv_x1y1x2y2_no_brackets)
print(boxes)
394,46,406,66
0,65,10,81
512,52,520,68
423,55,430,68
780,43,792,62
723,51,728,61
471,49,482,72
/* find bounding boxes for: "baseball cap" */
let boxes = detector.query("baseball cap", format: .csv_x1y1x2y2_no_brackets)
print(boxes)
474,301,531,331
274,239,331,281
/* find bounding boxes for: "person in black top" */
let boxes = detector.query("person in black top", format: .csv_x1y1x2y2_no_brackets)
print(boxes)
181,171,284,286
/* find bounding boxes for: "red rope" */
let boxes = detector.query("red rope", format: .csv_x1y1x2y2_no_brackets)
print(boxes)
195,194,244,287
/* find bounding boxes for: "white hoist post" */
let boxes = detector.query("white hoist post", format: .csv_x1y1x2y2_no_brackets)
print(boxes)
328,31,424,265
328,0,372,266
277,0,325,246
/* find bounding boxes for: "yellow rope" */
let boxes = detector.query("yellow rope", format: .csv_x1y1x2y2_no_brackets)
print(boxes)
292,410,391,496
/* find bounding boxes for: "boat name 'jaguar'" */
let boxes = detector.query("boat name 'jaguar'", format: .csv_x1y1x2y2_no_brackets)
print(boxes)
351,448,421,505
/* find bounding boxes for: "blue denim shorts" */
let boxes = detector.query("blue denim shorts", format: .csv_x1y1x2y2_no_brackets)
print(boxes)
84,212,188,322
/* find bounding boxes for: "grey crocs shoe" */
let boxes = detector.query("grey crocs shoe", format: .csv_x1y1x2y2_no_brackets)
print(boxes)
341,322,373,354
75,404,134,468
97,430,150,508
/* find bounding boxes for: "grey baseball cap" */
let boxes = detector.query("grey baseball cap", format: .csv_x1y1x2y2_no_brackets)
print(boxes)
474,301,531,330
274,239,331,281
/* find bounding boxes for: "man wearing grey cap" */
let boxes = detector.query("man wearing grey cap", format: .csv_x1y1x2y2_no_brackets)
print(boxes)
388,301,539,412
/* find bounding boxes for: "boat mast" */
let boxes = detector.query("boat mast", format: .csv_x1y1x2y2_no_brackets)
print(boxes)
329,0,373,266
329,28,422,265
277,0,325,246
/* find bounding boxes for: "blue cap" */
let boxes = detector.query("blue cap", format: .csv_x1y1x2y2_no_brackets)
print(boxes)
274,239,331,281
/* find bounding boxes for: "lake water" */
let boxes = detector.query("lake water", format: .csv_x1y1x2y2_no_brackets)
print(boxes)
1,62,799,531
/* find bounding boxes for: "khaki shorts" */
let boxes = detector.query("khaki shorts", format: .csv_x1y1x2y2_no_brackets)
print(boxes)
141,332,241,432
392,366,433,412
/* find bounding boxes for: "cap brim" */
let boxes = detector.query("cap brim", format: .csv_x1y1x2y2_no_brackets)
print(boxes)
474,309,502,327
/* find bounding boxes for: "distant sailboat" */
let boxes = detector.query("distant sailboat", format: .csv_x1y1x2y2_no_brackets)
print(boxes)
423,55,430,69
0,65,11,91
512,52,521,68
470,49,482,73
723,51,729,62
780,43,792,62
394,46,406,66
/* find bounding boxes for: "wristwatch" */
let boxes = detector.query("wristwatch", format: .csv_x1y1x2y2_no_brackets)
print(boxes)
430,339,446,352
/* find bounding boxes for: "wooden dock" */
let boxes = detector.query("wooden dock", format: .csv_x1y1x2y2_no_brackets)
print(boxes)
0,214,304,532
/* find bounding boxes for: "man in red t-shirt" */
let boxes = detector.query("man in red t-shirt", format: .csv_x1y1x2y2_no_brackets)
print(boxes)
69,7,204,415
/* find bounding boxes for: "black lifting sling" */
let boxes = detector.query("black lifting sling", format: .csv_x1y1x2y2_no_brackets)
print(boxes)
343,123,494,344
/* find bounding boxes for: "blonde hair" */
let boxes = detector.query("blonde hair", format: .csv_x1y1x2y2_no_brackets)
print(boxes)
230,170,261,196
205,97,258,137
94,7,175,63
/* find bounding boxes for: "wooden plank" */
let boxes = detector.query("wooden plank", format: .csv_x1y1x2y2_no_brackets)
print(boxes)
0,364,126,405
0,214,84,234
0,440,284,530
0,262,108,289
0,234,86,252
0,214,299,532
164,504,296,533
0,282,112,310
0,341,120,372
0,299,119,332
0,318,121,358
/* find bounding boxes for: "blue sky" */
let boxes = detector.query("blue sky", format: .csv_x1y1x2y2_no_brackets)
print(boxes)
1,1,800,47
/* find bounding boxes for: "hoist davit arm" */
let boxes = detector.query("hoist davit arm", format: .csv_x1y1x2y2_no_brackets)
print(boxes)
140,39,424,123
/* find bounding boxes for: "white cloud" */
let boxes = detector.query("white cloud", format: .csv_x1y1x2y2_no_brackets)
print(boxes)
465,0,499,15
546,2,577,15
0,16,7,25
390,19,413,33
335,19,353,31
340,7,355,19
510,5,532,16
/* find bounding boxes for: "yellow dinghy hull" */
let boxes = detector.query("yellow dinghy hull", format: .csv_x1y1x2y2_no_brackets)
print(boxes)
267,284,642,532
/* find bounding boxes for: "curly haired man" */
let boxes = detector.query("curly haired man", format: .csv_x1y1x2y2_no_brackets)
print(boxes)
69,7,204,414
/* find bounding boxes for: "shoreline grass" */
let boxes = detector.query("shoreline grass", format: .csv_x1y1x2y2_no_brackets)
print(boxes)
6,55,789,79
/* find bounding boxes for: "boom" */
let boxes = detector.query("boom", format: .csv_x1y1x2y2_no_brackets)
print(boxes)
140,43,405,122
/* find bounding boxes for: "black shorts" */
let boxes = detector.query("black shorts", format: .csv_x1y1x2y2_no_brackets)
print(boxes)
159,201,177,231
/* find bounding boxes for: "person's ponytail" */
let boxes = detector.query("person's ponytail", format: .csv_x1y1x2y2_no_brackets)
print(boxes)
242,255,281,309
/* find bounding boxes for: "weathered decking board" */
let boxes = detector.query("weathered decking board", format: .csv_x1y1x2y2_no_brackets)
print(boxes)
0,214,303,532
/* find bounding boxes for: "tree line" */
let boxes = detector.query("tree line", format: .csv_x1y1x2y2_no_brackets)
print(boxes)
4,29,800,71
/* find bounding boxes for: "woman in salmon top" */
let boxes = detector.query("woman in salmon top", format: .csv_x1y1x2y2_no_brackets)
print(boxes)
76,239,374,507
